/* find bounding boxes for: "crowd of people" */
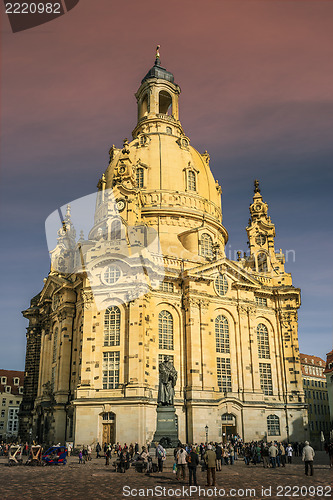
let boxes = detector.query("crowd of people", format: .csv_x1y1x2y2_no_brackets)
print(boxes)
1,437,332,480
79,436,333,483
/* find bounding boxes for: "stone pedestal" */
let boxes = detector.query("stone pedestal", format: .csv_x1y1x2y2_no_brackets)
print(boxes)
153,406,179,447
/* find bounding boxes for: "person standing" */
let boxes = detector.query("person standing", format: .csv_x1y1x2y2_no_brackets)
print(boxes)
204,444,217,487
187,445,199,486
302,441,315,476
156,442,166,473
269,442,278,468
129,443,134,459
261,443,269,468
105,445,111,466
279,443,286,467
215,443,223,471
96,442,101,458
176,446,187,481
229,443,235,465
286,444,293,464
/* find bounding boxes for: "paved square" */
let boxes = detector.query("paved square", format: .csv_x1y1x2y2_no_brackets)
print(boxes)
0,451,331,499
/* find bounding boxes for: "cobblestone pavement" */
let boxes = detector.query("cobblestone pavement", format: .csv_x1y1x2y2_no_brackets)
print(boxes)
0,452,331,500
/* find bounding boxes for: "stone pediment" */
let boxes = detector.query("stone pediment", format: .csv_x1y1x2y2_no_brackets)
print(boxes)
185,258,261,289
39,274,68,302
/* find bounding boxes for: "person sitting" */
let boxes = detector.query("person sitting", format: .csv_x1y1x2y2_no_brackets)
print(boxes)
119,449,129,473
140,446,152,474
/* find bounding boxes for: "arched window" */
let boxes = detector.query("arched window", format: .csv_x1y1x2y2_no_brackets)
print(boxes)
215,274,228,296
200,233,213,257
52,327,58,363
159,91,172,115
257,253,268,272
111,220,121,241
104,306,121,346
267,415,280,435
187,170,196,191
140,93,149,118
215,315,230,353
158,310,174,350
257,323,270,359
136,167,144,188
166,126,172,134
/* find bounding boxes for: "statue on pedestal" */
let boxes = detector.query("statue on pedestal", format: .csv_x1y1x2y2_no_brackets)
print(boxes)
157,356,177,406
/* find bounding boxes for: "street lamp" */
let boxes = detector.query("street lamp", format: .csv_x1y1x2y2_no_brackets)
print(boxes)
205,425,208,444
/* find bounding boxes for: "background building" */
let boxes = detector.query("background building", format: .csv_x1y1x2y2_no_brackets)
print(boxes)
20,54,307,448
0,369,24,441
323,349,333,440
300,353,330,447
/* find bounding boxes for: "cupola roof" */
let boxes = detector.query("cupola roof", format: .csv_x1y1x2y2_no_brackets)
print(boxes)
141,45,175,84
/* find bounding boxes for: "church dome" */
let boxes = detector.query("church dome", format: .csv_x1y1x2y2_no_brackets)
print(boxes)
104,135,223,223
102,50,228,258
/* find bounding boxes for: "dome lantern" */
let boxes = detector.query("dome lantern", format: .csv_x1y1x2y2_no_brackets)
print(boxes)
133,46,183,138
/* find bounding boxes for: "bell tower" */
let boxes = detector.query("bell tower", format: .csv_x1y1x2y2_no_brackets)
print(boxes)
246,180,291,284
132,46,184,138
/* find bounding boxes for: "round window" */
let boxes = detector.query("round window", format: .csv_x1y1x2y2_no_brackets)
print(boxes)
103,265,121,285
215,274,228,296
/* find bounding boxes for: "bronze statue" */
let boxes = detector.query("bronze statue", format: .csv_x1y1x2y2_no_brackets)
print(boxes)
157,356,177,406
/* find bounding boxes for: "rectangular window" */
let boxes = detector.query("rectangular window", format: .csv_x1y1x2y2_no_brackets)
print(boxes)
217,357,232,393
255,297,267,306
257,331,270,359
2,398,5,406
159,281,174,293
259,363,273,395
158,354,174,365
103,352,120,389
0,422,3,430
1,410,5,418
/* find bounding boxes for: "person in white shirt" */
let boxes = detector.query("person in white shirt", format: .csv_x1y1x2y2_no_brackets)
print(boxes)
176,446,188,481
286,444,293,464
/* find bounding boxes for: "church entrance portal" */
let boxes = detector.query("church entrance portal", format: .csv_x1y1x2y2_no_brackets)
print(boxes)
221,413,237,442
102,412,115,444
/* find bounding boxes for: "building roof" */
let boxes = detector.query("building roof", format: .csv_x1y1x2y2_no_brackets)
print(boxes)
324,349,333,374
300,353,325,366
0,369,24,395
299,353,326,379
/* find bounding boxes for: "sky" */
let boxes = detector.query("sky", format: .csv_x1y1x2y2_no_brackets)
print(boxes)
1,0,332,370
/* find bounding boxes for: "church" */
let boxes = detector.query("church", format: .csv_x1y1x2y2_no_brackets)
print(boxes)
19,51,308,447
